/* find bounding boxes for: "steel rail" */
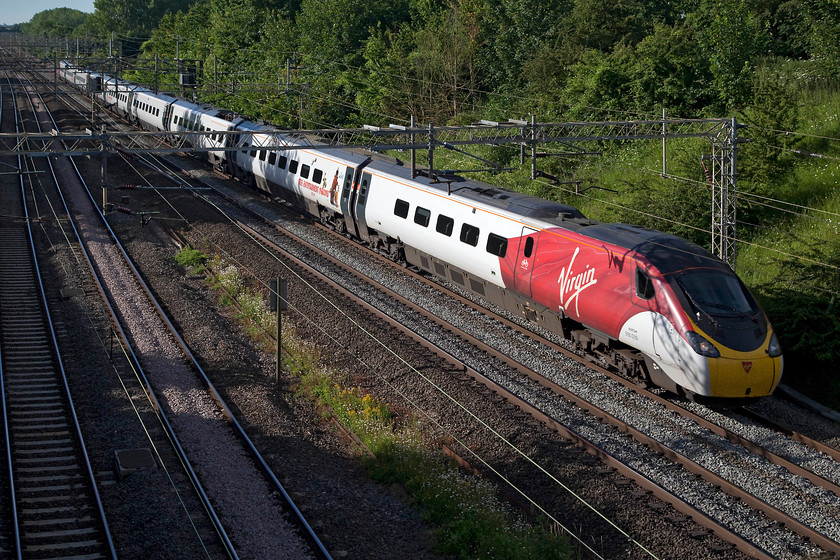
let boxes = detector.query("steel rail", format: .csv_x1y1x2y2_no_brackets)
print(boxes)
0,70,23,560
20,78,242,560
3,70,117,560
116,103,839,558
738,407,840,465
83,179,333,560
43,97,333,560
21,61,333,560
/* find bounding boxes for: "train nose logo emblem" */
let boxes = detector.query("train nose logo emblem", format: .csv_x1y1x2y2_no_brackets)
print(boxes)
742,361,753,373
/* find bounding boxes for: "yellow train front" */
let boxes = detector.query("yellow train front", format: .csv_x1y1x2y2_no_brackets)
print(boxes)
641,261,783,404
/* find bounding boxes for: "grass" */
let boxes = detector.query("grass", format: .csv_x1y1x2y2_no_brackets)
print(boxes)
293,350,574,560
173,245,207,272
173,245,576,559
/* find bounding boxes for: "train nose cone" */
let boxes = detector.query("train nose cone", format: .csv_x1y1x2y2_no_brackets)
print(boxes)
709,356,781,398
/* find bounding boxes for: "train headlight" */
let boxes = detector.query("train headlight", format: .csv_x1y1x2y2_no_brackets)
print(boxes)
685,331,720,358
767,333,782,358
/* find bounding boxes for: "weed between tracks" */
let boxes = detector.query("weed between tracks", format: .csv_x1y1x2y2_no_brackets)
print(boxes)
174,246,573,560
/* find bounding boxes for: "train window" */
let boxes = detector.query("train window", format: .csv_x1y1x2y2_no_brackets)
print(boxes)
436,215,454,236
636,268,655,300
358,172,371,205
250,147,258,158
268,152,276,165
523,236,535,258
486,233,507,257
312,169,323,183
259,149,267,161
300,164,310,179
460,223,480,247
342,169,354,199
277,155,287,169
414,207,431,227
289,160,299,174
394,199,410,219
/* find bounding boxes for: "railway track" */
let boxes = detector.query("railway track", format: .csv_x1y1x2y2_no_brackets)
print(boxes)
150,149,840,559
7,56,335,559
13,47,840,559
1,73,116,560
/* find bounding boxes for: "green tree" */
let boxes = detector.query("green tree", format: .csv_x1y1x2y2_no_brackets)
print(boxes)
297,0,411,66
86,0,196,41
361,2,481,123
801,0,840,79
559,49,631,120
21,8,90,37
691,0,768,109
291,0,413,125
562,0,665,53
478,0,571,89
627,22,716,116
738,66,799,203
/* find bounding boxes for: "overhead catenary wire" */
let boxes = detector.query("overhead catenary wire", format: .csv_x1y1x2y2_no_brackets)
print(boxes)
41,39,840,279
187,189,659,560
74,99,651,553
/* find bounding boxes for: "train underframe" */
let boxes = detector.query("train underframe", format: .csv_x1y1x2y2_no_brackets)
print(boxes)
319,204,654,389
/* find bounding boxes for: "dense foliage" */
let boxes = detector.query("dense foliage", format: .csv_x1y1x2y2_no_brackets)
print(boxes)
27,0,840,401
20,8,90,37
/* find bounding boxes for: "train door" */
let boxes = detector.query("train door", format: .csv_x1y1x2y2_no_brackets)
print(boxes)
339,166,356,233
353,171,373,242
513,227,539,297
631,265,675,365
162,102,173,131
340,157,372,238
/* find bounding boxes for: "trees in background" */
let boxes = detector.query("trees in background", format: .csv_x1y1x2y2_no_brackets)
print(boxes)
85,0,197,43
21,8,89,37
54,0,840,125
24,0,840,377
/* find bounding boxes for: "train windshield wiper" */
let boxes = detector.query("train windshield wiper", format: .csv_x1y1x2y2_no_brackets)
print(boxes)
681,289,720,328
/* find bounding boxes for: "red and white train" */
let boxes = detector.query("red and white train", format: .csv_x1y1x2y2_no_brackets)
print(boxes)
59,61,783,403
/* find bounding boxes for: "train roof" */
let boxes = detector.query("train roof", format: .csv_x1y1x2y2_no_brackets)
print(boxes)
572,222,730,274
69,67,731,277
369,161,729,275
